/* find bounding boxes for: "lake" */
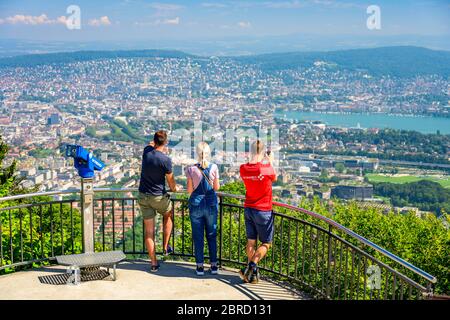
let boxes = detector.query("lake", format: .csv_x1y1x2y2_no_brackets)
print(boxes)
275,111,450,134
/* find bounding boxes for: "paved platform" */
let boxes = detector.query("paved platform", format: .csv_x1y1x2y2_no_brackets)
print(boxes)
0,260,308,300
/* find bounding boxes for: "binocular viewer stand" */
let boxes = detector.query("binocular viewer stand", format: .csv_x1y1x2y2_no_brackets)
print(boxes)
55,178,126,284
81,178,94,253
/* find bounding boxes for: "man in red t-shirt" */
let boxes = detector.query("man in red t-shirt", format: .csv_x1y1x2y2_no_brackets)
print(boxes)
239,140,277,284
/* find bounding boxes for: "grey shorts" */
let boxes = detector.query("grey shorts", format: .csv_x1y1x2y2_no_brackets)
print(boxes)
137,192,173,220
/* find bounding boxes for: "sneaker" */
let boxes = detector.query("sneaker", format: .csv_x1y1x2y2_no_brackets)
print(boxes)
150,264,160,272
164,245,173,256
247,267,260,284
196,266,205,276
239,267,250,282
210,265,219,275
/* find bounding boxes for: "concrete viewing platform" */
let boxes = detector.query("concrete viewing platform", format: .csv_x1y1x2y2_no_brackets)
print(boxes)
0,260,308,300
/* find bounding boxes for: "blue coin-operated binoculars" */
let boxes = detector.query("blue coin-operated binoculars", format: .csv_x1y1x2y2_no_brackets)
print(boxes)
65,144,105,253
65,144,105,178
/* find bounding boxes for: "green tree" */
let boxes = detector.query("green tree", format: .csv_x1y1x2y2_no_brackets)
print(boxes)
373,180,450,215
0,135,17,197
320,169,329,180
0,135,83,274
220,181,246,196
335,162,345,174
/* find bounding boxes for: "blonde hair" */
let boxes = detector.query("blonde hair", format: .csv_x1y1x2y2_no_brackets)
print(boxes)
250,140,265,157
196,141,211,169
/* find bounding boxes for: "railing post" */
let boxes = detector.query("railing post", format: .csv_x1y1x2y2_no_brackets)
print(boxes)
218,195,223,268
81,178,94,253
425,283,434,300
326,225,333,298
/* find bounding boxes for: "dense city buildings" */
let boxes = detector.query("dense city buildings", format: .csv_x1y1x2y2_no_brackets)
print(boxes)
0,50,448,215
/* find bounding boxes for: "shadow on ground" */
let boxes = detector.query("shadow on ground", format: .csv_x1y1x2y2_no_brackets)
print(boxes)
1,259,309,300
118,260,309,300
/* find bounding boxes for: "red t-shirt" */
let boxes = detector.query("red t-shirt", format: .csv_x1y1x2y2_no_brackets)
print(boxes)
240,162,276,211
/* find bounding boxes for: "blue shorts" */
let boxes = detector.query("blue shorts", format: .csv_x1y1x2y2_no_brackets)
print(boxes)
244,207,274,243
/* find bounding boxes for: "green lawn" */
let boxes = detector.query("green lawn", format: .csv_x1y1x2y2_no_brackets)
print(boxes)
366,174,450,188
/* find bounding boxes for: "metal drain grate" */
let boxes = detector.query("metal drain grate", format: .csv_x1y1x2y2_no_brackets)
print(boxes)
38,269,111,285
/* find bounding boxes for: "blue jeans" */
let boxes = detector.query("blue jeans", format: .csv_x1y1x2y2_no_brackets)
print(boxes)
189,203,218,264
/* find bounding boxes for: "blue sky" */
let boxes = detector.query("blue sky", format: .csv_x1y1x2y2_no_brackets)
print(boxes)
0,0,449,53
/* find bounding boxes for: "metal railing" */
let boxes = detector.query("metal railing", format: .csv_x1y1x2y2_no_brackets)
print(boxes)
0,188,437,300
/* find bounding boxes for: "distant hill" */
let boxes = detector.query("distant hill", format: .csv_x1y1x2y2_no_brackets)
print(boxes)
0,49,196,68
0,46,449,78
234,46,450,78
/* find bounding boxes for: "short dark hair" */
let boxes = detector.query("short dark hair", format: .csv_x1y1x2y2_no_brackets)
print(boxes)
153,130,168,147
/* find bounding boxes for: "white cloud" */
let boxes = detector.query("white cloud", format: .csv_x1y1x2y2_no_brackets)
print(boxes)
237,21,251,28
162,16,180,25
135,16,180,27
238,0,361,10
264,0,306,9
88,16,112,27
56,16,68,25
148,3,184,11
311,0,361,9
0,14,67,25
201,2,228,8
218,21,252,30
149,2,184,18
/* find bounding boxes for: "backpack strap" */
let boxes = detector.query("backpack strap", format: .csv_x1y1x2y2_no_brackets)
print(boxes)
196,163,214,188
